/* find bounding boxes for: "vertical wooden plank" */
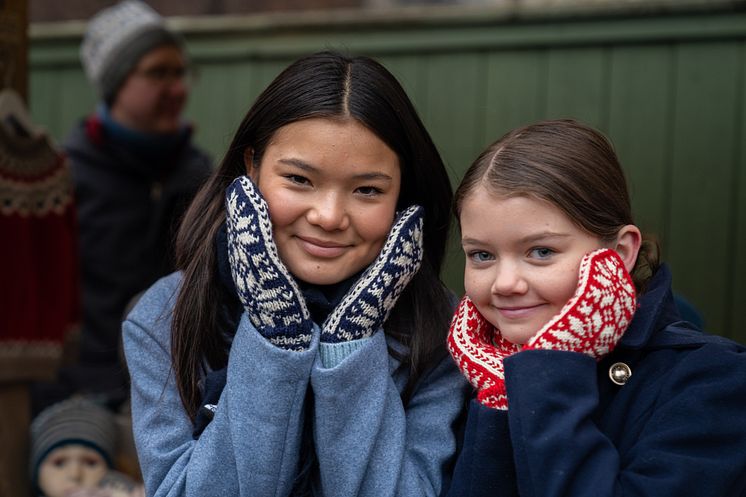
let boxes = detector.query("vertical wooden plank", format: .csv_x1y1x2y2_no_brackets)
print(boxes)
378,54,423,98
56,67,97,139
421,52,485,177
607,45,673,250
378,53,427,123
545,47,607,129
0,0,28,101
0,384,31,497
483,49,547,146
187,62,250,161
667,42,740,336
730,41,746,343
29,67,61,139
421,52,486,293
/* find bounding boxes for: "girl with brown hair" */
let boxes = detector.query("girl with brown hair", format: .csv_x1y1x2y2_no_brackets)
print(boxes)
447,119,746,497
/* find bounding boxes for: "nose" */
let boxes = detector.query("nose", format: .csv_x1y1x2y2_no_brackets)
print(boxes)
67,460,84,483
491,260,528,296
306,192,350,231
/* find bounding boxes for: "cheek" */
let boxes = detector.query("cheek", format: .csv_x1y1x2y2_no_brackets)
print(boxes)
463,267,489,302
263,191,302,230
544,262,582,308
82,466,108,486
352,204,396,244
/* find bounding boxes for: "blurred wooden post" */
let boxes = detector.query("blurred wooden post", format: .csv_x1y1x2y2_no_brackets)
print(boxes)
1,3,36,496
0,0,28,101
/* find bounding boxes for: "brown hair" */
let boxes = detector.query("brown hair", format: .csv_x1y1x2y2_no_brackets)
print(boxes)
454,119,659,291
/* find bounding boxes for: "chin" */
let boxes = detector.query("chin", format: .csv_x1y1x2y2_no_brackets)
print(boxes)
295,270,351,286
493,322,537,346
290,261,362,286
154,120,181,134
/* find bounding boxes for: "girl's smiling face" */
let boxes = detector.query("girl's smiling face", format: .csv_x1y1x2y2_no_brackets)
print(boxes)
247,117,401,285
460,186,608,345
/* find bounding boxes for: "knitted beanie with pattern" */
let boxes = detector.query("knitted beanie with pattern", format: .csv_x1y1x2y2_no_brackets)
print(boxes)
29,397,118,491
80,0,183,104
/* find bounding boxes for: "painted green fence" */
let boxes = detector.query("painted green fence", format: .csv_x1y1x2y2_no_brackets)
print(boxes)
29,4,746,341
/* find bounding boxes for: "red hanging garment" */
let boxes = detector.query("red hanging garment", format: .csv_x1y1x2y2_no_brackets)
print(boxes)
0,109,79,377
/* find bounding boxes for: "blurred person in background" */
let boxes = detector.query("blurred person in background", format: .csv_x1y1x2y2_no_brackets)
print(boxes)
40,0,212,412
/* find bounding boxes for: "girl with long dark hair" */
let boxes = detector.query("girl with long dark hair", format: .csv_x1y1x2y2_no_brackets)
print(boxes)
123,51,468,497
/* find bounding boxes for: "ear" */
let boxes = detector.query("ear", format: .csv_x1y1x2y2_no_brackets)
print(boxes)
243,148,258,181
613,225,642,273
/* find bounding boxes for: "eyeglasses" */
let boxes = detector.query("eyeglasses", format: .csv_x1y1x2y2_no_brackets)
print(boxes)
132,65,197,85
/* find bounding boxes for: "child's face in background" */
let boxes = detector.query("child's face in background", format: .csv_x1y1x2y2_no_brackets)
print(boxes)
38,445,108,497
460,187,606,345
247,117,401,285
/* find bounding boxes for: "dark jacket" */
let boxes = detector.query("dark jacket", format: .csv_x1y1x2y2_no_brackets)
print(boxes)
447,265,746,497
63,115,211,399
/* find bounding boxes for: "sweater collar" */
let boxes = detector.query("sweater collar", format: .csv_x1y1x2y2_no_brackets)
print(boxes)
93,104,190,165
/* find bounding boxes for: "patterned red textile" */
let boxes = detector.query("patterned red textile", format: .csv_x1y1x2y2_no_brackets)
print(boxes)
0,122,79,358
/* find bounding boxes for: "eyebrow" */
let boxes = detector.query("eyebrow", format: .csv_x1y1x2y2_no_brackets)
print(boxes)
278,158,394,181
461,232,571,246
518,232,572,244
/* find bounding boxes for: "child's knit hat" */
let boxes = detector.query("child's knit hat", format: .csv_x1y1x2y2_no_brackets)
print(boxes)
80,0,183,103
29,397,118,491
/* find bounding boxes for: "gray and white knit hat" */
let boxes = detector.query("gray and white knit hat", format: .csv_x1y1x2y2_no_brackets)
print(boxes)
30,397,118,490
80,0,183,103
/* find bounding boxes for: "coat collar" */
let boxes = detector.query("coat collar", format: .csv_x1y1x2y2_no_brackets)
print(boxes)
619,264,683,349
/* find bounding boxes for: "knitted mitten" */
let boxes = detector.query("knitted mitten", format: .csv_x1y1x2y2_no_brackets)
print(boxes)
321,205,424,343
523,248,637,359
225,176,313,351
447,296,521,410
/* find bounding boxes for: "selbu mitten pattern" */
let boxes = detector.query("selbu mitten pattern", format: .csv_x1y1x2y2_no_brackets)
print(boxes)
225,176,313,351
447,296,521,410
321,205,424,343
523,248,636,359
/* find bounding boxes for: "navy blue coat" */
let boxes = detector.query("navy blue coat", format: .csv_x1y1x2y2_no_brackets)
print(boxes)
446,265,746,497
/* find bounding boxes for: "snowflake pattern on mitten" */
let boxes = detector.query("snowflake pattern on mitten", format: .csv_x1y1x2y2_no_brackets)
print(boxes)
321,205,424,343
225,176,313,350
448,296,521,410
523,248,637,359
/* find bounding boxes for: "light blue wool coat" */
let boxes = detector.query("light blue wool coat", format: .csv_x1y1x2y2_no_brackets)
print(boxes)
123,272,468,497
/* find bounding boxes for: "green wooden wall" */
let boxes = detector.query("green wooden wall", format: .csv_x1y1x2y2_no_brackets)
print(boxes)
29,6,746,341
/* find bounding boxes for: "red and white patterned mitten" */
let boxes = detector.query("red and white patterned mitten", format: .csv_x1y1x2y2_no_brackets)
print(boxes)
523,248,637,360
448,296,522,410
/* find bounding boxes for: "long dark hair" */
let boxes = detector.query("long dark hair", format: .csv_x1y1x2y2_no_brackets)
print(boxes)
171,51,454,419
454,118,659,292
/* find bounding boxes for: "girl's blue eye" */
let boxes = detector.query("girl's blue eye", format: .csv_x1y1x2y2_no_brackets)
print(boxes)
468,251,493,263
530,247,555,259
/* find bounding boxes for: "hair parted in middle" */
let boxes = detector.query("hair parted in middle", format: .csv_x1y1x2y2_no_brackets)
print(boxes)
171,50,455,418
454,118,659,292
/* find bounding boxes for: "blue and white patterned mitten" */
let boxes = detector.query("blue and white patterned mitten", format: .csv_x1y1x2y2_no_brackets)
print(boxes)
225,176,313,351
321,205,424,343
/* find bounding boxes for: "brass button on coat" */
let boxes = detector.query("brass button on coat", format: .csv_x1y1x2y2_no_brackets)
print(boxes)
609,362,632,385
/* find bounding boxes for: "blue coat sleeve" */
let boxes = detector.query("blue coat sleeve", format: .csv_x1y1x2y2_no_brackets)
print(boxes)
310,331,469,497
123,274,318,497
503,347,746,497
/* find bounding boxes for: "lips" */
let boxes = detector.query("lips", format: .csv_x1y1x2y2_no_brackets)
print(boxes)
296,236,351,258
494,303,545,319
